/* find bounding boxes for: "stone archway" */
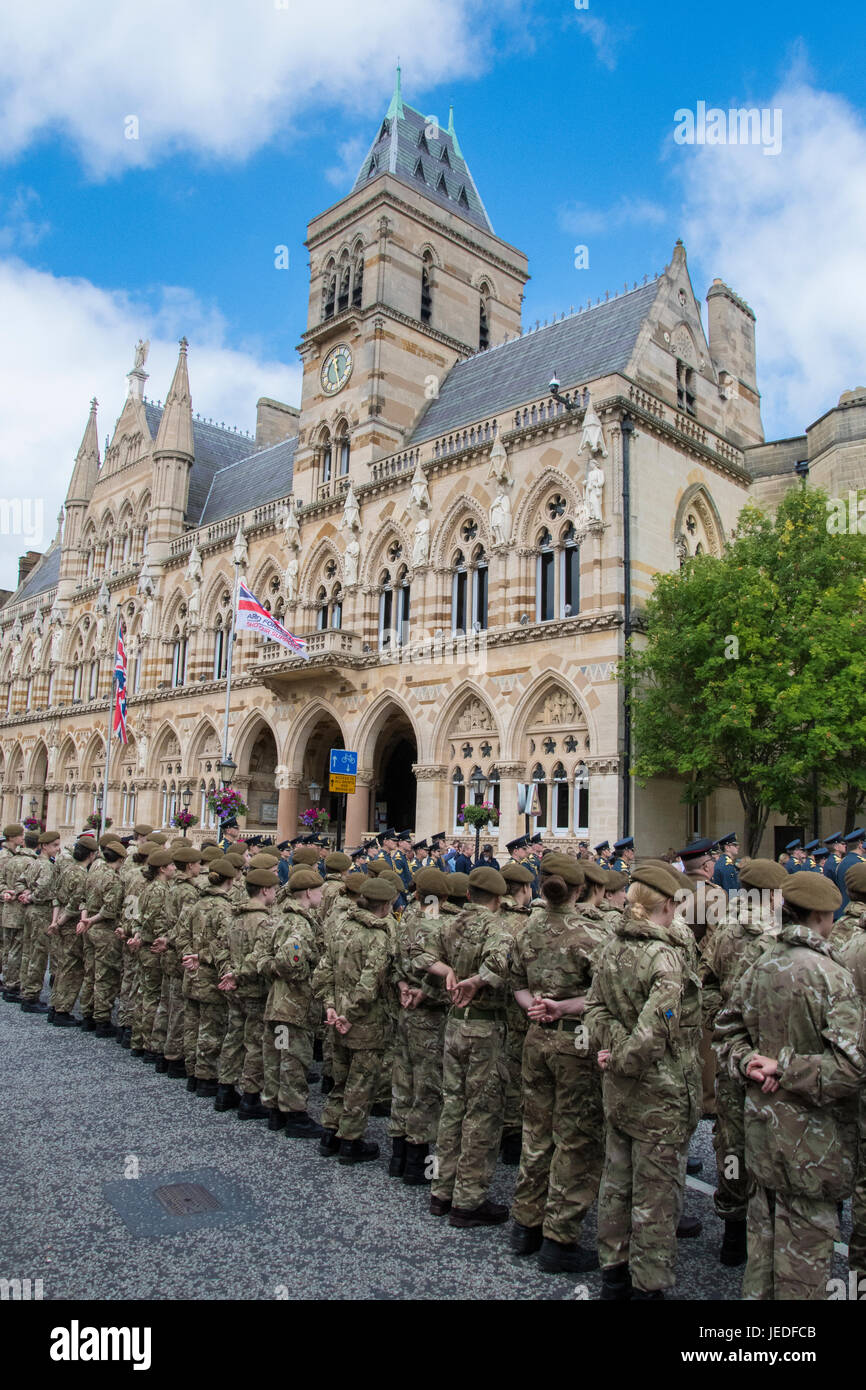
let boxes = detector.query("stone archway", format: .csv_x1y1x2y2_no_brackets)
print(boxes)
372,707,417,833
244,723,280,833
298,712,345,831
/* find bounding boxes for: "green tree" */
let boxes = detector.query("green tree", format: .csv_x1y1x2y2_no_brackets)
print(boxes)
622,487,866,853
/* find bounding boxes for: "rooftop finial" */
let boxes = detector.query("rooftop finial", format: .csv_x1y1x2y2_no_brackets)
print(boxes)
387,60,404,120
447,102,463,159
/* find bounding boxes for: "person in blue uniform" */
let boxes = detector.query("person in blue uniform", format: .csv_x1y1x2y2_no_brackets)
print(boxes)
834,828,866,919
782,839,806,875
610,836,635,875
594,840,612,867
823,831,846,885
812,846,830,873
474,843,500,870
712,832,741,893
276,840,292,885
219,816,241,853
802,839,820,870
506,835,539,896
430,833,449,872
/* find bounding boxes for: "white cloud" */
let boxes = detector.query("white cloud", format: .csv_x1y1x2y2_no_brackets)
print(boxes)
0,257,301,586
0,0,506,178
0,186,50,251
573,13,627,71
325,136,371,189
558,195,668,237
672,81,866,440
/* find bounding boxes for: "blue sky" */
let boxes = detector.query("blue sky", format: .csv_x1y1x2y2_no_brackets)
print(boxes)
1,0,865,582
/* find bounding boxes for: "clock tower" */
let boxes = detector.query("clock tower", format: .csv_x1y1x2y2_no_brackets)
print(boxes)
292,69,529,504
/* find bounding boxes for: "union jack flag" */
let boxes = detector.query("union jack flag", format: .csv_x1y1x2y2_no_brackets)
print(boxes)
113,621,128,743
235,581,309,658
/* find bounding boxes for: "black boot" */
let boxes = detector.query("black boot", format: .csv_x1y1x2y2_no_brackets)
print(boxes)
537,1237,599,1273
196,1078,218,1097
21,999,50,1014
94,1021,117,1038
80,1016,96,1031
339,1138,380,1165
676,1214,702,1239
686,1156,703,1176
268,1109,287,1131
510,1221,544,1256
370,1100,391,1117
449,1200,509,1229
2,987,21,1002
284,1111,325,1139
719,1219,748,1267
318,1128,340,1157
402,1142,432,1186
47,1006,55,1022
388,1137,407,1177
237,1091,270,1120
186,1075,199,1093
214,1083,240,1112
320,1073,335,1095
632,1288,665,1300
166,1058,187,1078
500,1130,522,1166
141,1049,159,1064
600,1264,633,1301
154,1054,168,1072
305,1070,318,1084
53,1012,76,1028
115,1024,128,1044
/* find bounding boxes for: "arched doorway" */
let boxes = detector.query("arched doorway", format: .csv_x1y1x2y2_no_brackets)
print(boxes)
299,714,345,830
245,724,279,833
372,709,417,832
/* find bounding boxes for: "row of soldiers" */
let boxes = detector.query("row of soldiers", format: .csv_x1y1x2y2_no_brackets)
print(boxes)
1,818,864,1298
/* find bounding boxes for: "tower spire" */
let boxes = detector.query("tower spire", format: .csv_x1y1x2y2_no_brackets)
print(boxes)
447,103,463,159
387,61,404,121
154,337,194,458
66,397,100,504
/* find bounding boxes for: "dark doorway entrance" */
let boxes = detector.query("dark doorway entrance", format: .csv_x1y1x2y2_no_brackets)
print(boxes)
774,825,804,861
374,716,417,831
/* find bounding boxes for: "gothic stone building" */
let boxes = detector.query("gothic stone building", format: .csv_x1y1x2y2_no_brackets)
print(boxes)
0,80,855,854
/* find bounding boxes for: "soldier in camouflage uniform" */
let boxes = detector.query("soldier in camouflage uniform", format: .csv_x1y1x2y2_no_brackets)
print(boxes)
418,866,512,1228
17,830,60,1013
176,857,236,1094
388,866,454,1184
837,862,866,1276
215,866,279,1118
0,824,21,993
257,866,326,1138
1,827,36,999
600,869,629,932
585,863,702,1299
497,860,536,1165
80,839,127,1037
716,870,866,1300
115,826,152,1041
49,835,97,1023
703,859,786,1267
150,845,201,1077
313,875,397,1164
129,849,176,1057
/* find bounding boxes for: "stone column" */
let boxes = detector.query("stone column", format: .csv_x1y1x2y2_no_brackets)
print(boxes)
345,766,374,847
276,772,301,842
584,756,621,846
495,761,526,854
412,764,447,840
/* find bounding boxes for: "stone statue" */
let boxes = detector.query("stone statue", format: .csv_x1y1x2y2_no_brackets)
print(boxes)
490,485,512,546
31,607,44,668
577,395,608,458
456,698,488,732
675,534,689,566
585,459,605,522
137,552,154,598
186,542,203,624
410,461,431,512
344,537,361,587
487,437,513,488
543,691,576,725
140,593,154,639
285,554,299,603
280,496,301,551
136,731,148,772
340,481,361,532
50,607,65,664
9,617,23,674
133,338,150,370
232,522,248,569
412,515,430,568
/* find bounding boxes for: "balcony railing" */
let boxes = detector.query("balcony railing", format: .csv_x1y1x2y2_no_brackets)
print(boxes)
254,628,363,663
368,447,420,484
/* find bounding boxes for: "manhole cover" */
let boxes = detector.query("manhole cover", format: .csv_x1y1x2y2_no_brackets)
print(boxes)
153,1182,222,1217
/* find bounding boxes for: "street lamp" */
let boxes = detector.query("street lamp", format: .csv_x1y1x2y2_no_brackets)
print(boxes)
469,768,489,865
181,783,192,837
219,755,236,788
308,779,321,805
29,796,37,816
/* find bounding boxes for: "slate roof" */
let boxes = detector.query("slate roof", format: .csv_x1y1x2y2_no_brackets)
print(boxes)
10,541,61,604
199,434,298,526
351,98,492,234
143,402,257,525
409,280,660,443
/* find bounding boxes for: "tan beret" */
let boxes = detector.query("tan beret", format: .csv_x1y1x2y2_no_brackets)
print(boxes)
499,860,535,885
98,833,120,848
77,832,97,847
448,872,469,898
630,864,680,898
845,862,866,901
362,876,399,903
291,846,320,866
148,831,169,845
783,870,841,912
543,859,584,887
288,867,323,892
604,870,630,892
133,824,154,838
249,852,279,869
172,846,202,865
3,823,24,838
581,862,608,886
200,839,219,848
342,871,368,894
246,867,279,888
363,858,384,877
224,851,246,869
201,845,223,862
379,869,405,893
325,851,352,872
637,858,694,893
147,848,174,867
102,841,127,860
468,866,507,896
413,867,451,897
38,830,60,844
739,858,788,890
208,857,238,879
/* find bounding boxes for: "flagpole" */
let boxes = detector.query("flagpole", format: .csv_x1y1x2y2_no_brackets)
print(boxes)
222,559,241,762
100,606,121,839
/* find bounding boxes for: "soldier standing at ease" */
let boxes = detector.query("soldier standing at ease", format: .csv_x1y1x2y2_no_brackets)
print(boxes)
837,862,866,1279
130,849,176,1059
715,871,865,1300
314,875,398,1164
600,869,629,931
176,857,236,1095
1,827,36,1000
153,845,201,1077
17,830,60,1014
215,867,280,1120
49,834,97,1025
79,839,127,1038
585,863,702,1300
497,860,535,1166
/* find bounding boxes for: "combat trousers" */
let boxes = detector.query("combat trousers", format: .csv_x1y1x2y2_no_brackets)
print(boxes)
743,1185,838,1300
597,1121,689,1293
152,973,185,1060
262,1020,314,1112
431,1014,507,1211
322,1037,383,1140
52,927,83,1013
21,908,52,1001
511,1027,604,1244
90,924,122,1023
376,1005,397,1104
851,1092,866,1273
713,1070,750,1222
503,1000,527,1135
701,1025,716,1116
116,950,138,1028
133,948,163,1050
78,931,96,1018
218,994,266,1093
184,995,227,1079
388,1005,446,1144
2,926,23,989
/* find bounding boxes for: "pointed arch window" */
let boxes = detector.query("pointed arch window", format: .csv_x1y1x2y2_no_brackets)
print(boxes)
378,566,410,650
322,261,336,321
336,422,350,477
316,586,329,631
213,616,228,680
677,360,696,417
72,660,83,702
46,669,54,707
487,764,501,815
552,762,570,833
171,627,187,687
451,549,467,633
561,522,580,617
574,764,589,835
471,546,488,631
536,529,555,623
420,250,433,324
88,658,100,699
337,254,351,314
531,761,548,830
479,282,491,351
331,584,343,631
452,766,465,829
318,428,333,487
351,247,364,308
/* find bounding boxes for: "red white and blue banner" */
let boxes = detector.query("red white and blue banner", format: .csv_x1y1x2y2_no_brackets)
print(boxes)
235,581,309,658
113,620,128,743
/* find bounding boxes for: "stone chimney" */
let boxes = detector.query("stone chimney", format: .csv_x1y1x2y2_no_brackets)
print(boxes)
17,550,42,587
256,397,300,450
706,279,757,395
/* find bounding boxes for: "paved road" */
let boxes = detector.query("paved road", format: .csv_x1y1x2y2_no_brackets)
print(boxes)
0,999,854,1301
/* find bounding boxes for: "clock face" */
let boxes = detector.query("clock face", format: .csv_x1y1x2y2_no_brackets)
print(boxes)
321,344,353,396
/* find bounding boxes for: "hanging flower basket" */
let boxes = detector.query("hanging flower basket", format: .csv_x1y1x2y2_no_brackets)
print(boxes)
85,813,112,830
300,806,330,830
457,802,500,829
23,816,44,832
206,788,248,821
172,809,199,831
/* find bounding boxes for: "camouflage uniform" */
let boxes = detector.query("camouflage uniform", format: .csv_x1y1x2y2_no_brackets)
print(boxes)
256,901,320,1112
153,875,199,1061
0,843,14,984
18,851,57,1001
2,845,35,989
584,908,702,1293
51,856,88,1013
680,874,728,1117
175,885,232,1079
838,910,866,1272
116,854,146,1028
83,857,125,1023
415,903,512,1211
828,901,865,955
313,904,392,1140
704,897,776,1222
133,877,173,1050
216,899,274,1093
388,899,455,1144
716,921,866,1300
509,904,604,1245
499,898,531,1139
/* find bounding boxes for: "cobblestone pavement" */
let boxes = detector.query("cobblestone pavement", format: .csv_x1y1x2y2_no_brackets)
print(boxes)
0,998,853,1301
